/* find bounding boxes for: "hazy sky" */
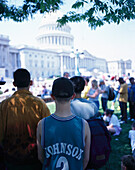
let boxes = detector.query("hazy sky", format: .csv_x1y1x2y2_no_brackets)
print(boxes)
0,1,135,64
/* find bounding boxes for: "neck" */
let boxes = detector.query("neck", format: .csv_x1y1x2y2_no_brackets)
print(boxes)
54,101,72,117
74,93,81,99
17,87,29,91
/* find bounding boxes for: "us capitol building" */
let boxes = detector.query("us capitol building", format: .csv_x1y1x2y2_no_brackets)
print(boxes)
0,11,108,79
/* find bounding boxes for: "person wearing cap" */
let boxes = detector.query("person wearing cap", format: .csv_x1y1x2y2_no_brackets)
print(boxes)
0,68,50,170
128,77,135,121
99,79,109,113
70,76,98,120
37,77,90,170
118,77,128,123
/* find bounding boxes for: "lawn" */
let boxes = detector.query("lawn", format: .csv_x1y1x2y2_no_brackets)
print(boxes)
46,99,133,170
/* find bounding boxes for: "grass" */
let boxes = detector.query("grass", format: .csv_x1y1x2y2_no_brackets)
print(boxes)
46,98,133,170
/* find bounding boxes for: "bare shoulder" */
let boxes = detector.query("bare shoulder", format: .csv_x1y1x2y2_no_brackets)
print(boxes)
83,119,89,125
82,119,90,132
37,119,43,133
37,119,44,128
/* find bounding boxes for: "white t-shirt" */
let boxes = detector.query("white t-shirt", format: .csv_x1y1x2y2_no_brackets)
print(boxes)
109,114,120,127
103,114,120,127
71,98,98,120
129,130,135,152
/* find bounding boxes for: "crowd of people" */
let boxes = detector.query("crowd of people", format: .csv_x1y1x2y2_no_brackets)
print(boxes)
0,69,135,169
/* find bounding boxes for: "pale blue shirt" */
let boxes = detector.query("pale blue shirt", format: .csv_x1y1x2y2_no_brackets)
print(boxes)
70,98,98,120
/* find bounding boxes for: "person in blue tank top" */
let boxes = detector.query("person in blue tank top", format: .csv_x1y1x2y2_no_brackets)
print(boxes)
87,79,100,110
37,77,91,170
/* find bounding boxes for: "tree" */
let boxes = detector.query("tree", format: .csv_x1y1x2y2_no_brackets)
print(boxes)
1,0,135,29
58,0,135,29
0,0,63,22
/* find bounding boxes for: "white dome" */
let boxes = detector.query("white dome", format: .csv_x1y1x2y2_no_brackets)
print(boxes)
40,11,64,26
36,11,74,51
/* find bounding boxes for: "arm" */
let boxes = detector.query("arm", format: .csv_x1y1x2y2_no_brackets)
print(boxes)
99,85,107,94
87,89,99,98
83,120,91,170
37,120,45,164
107,124,113,128
119,86,123,94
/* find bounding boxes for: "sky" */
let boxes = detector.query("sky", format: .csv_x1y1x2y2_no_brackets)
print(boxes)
0,0,135,65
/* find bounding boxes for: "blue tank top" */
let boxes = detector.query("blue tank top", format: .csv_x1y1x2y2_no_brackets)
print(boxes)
89,88,99,101
41,114,85,170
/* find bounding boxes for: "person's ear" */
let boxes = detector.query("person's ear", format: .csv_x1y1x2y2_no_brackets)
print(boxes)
51,94,55,100
30,80,33,86
71,93,76,99
13,81,16,87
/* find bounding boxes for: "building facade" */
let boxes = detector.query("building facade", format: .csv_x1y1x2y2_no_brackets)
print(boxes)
0,12,108,79
107,59,132,77
0,35,20,78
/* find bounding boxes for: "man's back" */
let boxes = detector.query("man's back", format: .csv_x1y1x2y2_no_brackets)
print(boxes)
0,89,50,164
71,98,98,120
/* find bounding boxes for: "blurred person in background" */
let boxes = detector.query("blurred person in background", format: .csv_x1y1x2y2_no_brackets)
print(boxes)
99,79,109,113
81,77,90,99
70,76,98,120
63,72,69,78
118,77,128,124
128,77,135,121
87,79,100,110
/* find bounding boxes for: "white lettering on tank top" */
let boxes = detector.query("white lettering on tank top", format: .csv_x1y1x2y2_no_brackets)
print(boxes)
45,143,84,160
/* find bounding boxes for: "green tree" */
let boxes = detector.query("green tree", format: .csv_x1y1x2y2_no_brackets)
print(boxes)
1,0,135,29
0,0,63,21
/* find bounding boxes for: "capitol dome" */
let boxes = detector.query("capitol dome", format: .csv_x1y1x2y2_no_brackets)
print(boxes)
36,11,74,51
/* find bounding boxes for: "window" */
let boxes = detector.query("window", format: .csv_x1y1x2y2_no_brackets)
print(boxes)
55,36,57,44
52,61,54,67
52,36,54,44
29,60,32,66
42,72,44,77
16,54,20,67
59,37,61,45
41,60,44,68
45,37,47,43
5,70,9,77
48,37,50,44
66,38,67,45
62,37,64,45
35,60,38,67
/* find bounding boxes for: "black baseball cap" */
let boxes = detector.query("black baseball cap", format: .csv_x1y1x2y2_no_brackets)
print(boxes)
52,77,74,98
